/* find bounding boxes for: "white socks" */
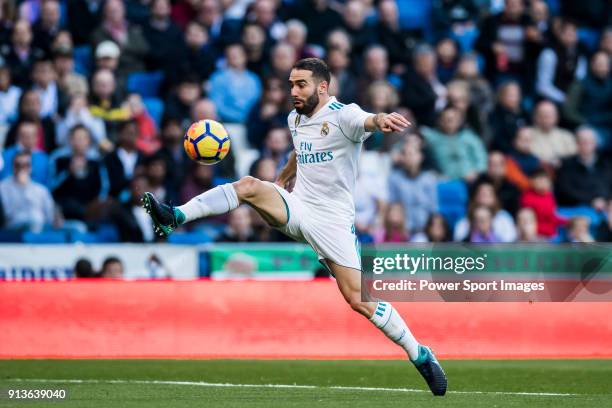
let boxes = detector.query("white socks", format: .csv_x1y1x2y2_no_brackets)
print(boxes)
369,302,420,361
177,183,239,223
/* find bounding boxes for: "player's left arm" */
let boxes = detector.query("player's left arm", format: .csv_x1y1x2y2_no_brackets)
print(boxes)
364,112,411,133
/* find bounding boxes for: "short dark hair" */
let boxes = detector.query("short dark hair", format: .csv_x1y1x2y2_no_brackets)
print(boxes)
293,58,331,85
102,256,122,271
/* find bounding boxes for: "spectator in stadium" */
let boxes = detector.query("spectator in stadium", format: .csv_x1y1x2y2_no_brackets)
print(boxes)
100,256,124,278
144,153,170,202
505,127,541,190
261,126,291,169
52,44,89,100
554,126,612,209
446,79,487,139
240,22,268,79
375,0,416,71
388,141,438,233
292,0,342,47
341,0,375,60
536,19,587,104
285,19,317,60
528,100,576,167
488,80,527,153
57,93,109,152
50,125,105,222
0,151,55,232
180,163,214,208
0,0,15,45
464,204,500,243
195,0,242,49
179,21,217,83
73,258,96,278
1,19,45,87
473,151,520,216
565,216,594,243
31,0,61,54
375,202,409,243
247,76,290,148
6,89,57,152
1,119,49,185
91,0,149,77
354,171,386,244
208,43,261,124
143,0,185,76
93,40,126,90
600,26,612,56
514,207,541,242
216,205,257,242
596,200,612,242
454,181,517,242
0,66,21,126
104,119,144,199
112,174,155,242
246,0,287,43
563,51,612,149
31,58,68,118
431,0,479,46
435,38,459,84
402,44,446,127
265,42,297,80
249,157,277,183
67,0,104,46
411,213,451,243
156,117,190,194
520,169,565,238
475,0,538,84
356,45,390,106
127,94,159,155
164,75,202,128
325,45,357,103
422,106,487,182
89,68,131,141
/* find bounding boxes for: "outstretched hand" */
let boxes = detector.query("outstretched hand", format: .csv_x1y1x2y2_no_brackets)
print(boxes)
376,112,411,133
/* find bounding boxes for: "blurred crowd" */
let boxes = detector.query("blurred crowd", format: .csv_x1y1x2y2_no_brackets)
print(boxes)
0,0,610,244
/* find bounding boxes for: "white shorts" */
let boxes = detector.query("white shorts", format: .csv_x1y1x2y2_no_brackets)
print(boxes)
269,183,361,271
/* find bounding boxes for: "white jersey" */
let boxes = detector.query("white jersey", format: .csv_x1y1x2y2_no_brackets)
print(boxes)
287,97,372,226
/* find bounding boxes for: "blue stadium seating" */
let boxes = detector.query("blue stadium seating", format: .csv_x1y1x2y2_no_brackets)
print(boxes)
94,224,121,243
72,45,92,77
22,230,68,244
557,206,605,228
437,180,468,229
143,97,164,127
127,71,164,97
167,231,214,244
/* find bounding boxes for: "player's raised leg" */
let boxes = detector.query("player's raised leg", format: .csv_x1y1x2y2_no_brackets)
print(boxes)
142,176,288,236
327,260,447,396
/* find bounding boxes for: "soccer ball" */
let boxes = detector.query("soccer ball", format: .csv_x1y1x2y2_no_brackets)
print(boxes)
183,119,231,165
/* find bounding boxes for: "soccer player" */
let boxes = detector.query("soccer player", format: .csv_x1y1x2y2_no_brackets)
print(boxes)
142,58,447,396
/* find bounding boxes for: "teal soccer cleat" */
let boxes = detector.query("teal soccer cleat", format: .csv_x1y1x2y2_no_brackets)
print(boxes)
141,192,184,237
412,345,448,396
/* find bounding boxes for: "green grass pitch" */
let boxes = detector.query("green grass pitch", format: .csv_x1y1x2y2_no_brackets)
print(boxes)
1,359,611,407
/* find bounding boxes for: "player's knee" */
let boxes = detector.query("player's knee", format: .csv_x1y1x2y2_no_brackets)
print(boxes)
234,176,261,202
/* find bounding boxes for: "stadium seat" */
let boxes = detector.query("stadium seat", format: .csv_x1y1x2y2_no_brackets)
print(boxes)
68,231,100,243
167,231,214,244
127,71,164,97
22,230,68,244
94,224,121,243
143,97,164,127
0,230,23,242
437,180,468,229
72,45,92,77
397,0,432,33
557,206,605,233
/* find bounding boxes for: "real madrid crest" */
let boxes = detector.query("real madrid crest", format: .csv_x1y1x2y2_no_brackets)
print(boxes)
321,121,329,137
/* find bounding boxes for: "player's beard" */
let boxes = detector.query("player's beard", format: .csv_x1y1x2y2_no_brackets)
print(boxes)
294,92,319,115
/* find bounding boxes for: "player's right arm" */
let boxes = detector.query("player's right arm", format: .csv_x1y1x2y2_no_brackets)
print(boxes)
275,151,296,189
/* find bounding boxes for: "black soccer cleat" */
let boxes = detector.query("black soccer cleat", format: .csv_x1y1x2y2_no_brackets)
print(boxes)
413,345,447,396
141,192,182,237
